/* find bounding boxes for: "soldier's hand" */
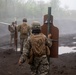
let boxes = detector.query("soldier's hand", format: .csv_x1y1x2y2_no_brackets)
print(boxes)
48,34,52,38
18,60,22,66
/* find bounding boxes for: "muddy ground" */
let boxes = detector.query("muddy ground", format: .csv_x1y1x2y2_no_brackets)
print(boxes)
0,34,76,75
0,49,76,75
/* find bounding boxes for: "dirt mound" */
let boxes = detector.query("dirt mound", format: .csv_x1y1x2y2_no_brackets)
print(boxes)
59,33,76,47
50,53,76,75
0,49,31,75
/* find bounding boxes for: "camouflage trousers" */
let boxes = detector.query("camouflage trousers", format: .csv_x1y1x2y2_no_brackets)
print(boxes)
10,33,15,46
20,38,27,54
30,55,49,75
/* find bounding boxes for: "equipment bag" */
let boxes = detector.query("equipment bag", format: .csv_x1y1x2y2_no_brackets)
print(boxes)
30,33,50,56
8,25,15,32
21,24,28,34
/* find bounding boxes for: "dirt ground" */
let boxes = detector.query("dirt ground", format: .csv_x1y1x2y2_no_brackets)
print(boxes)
0,49,31,75
0,48,76,75
0,33,76,75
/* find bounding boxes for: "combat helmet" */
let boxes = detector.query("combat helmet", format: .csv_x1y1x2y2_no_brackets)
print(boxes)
32,21,41,30
12,22,14,25
31,21,41,33
23,18,27,22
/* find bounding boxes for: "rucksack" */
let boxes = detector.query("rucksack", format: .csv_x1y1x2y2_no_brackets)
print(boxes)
26,33,50,64
21,24,29,34
8,25,15,32
30,33,50,56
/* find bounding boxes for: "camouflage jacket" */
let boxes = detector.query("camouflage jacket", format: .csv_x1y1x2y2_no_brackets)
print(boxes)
19,33,52,64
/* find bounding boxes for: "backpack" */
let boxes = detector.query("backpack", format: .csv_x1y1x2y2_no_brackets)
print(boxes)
8,25,15,32
30,33,49,56
26,33,50,64
21,24,29,34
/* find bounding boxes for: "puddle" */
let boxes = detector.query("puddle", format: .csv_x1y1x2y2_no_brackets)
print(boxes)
59,46,76,55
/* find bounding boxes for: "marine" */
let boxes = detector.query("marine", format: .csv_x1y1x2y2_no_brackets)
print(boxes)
18,21,52,75
17,18,31,54
8,22,15,46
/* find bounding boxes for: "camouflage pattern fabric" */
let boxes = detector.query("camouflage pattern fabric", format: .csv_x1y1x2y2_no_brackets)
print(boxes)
10,32,15,46
10,32,15,38
17,22,31,53
17,23,30,39
30,55,49,75
20,38,27,53
8,25,15,46
30,33,47,56
8,25,15,33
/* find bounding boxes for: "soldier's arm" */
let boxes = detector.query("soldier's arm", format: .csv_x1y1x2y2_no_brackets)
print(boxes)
46,34,52,48
19,38,31,64
28,25,31,35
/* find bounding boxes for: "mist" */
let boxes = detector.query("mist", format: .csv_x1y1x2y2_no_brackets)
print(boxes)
0,0,76,36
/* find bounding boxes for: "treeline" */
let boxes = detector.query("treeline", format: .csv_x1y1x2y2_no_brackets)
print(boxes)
0,0,76,21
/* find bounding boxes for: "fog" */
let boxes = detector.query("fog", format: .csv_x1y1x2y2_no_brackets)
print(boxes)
0,0,76,37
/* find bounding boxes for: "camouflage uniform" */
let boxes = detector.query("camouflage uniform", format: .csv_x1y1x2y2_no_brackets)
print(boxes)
8,22,15,46
17,19,30,53
19,21,52,75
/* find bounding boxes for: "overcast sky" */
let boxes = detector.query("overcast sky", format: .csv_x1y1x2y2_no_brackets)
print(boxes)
60,0,76,10
35,0,76,10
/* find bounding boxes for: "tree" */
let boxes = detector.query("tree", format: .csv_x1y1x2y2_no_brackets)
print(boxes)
49,0,60,16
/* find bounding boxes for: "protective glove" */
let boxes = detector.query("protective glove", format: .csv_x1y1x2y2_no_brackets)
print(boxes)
18,60,22,66
48,34,52,38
